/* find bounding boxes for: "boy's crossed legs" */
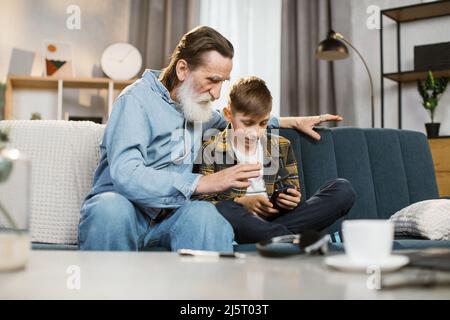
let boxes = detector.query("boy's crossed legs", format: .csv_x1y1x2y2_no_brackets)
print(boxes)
216,178,356,244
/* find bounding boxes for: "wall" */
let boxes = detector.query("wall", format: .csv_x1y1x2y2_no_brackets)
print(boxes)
342,0,450,135
330,0,356,127
199,0,282,116
0,0,131,121
3,0,449,134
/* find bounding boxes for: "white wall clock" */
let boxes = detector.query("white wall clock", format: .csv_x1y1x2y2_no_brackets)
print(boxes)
101,43,142,80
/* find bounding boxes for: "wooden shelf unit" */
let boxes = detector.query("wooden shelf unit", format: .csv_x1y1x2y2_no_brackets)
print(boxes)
4,76,135,121
429,136,450,197
383,0,450,22
384,69,450,83
380,0,450,128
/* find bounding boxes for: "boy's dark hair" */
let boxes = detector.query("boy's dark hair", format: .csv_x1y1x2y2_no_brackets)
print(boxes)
228,77,272,118
159,26,234,92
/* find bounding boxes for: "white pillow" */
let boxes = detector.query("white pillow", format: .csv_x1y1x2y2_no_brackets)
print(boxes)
390,199,450,241
0,120,105,245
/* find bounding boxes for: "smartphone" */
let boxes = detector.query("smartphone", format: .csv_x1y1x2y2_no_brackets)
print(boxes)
269,185,295,207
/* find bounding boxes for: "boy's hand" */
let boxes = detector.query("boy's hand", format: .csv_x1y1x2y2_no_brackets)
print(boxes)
275,188,301,210
279,114,343,141
235,195,279,218
195,163,261,195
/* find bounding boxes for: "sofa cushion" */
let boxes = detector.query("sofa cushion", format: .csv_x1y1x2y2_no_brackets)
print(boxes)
0,120,105,244
363,129,411,219
390,199,450,240
32,242,79,250
280,127,440,235
331,128,379,221
280,128,339,201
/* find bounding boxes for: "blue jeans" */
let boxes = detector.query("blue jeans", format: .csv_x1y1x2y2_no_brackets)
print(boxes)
78,192,234,252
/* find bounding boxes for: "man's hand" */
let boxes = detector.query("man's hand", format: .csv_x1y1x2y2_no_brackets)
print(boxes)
235,195,279,218
275,188,301,210
194,163,261,195
279,114,343,141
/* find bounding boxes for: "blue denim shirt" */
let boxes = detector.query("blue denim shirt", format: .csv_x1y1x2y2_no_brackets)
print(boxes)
86,70,279,218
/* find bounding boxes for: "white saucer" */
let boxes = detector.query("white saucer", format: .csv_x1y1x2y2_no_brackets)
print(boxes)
324,254,410,272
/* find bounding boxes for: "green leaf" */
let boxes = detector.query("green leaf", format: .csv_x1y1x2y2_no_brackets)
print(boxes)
429,70,435,88
417,71,449,122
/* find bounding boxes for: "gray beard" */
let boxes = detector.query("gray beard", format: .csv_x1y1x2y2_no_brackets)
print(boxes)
177,77,213,123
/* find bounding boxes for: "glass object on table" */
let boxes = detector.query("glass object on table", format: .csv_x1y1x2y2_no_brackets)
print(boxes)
0,129,31,271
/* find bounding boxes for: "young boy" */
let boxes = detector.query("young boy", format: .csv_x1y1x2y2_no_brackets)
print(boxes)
197,77,355,244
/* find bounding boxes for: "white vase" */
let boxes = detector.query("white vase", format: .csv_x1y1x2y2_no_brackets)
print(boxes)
0,233,30,271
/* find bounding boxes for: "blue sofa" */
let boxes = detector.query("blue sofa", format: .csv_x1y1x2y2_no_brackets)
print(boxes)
31,126,450,251
276,127,450,251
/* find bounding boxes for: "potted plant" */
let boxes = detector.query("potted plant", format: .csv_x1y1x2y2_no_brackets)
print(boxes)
417,70,449,138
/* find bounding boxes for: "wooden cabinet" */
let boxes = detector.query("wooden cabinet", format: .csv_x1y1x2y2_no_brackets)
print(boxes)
429,137,450,197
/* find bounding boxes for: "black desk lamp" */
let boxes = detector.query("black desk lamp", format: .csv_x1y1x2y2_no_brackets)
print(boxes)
316,30,375,128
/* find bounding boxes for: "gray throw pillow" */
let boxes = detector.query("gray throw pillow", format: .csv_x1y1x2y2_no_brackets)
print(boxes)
390,199,450,241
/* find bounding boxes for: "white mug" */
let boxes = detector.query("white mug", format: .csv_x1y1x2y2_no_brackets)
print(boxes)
342,220,394,263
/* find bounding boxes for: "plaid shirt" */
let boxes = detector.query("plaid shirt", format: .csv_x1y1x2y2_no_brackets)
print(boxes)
195,126,300,204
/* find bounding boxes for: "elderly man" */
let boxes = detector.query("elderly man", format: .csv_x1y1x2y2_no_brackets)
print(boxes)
78,26,343,252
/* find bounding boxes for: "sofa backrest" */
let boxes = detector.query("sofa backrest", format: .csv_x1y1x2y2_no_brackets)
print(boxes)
279,127,440,234
0,121,440,244
0,120,105,244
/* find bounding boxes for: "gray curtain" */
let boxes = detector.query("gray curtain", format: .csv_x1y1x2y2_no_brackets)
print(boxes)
281,0,337,120
128,0,200,72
